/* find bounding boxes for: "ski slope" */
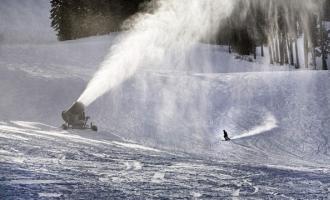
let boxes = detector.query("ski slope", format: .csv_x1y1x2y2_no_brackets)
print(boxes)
1,34,330,198
2,121,330,199
1,0,330,198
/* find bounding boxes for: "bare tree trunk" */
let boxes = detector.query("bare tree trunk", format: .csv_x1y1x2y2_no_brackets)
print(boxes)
279,34,285,65
310,16,317,70
289,38,294,66
304,33,309,68
324,50,328,71
261,45,264,57
284,34,289,65
295,38,300,69
274,36,279,63
269,40,274,64
271,38,275,63
321,21,328,70
227,20,232,54
311,49,317,70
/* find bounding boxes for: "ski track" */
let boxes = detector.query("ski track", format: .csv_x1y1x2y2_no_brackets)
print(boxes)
0,122,330,199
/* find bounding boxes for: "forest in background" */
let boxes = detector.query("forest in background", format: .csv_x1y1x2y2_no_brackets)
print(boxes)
50,0,330,70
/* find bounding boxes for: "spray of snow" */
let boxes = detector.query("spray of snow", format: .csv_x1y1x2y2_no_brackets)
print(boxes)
78,0,236,106
231,112,278,140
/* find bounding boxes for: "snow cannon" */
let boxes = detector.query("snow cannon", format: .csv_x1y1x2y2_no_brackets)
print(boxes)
61,101,97,131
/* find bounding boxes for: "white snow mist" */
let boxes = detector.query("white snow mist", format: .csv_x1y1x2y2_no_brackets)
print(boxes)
78,0,236,106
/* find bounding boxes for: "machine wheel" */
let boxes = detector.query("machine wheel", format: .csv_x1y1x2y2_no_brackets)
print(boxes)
91,125,98,132
62,124,68,130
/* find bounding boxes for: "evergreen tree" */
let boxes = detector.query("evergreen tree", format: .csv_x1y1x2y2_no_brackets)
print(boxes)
50,0,148,41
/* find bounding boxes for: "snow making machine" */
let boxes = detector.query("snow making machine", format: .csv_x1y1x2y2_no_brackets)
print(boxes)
61,101,98,131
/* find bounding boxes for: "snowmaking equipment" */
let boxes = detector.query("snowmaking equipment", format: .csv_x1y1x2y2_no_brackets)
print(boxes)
61,101,98,131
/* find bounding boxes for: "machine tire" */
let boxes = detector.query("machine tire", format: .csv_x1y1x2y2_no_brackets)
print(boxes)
62,124,68,130
91,125,98,132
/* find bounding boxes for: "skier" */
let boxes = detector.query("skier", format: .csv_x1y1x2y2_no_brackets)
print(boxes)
223,130,230,141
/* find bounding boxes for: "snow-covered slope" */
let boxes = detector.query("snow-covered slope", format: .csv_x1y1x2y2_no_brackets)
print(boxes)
1,35,329,165
2,121,329,199
1,35,330,198
92,69,330,166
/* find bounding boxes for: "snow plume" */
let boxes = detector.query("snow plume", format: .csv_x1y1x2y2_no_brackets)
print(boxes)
231,112,278,140
78,0,236,106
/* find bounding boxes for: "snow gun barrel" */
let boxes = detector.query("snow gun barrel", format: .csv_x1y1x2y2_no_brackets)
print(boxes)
61,101,85,123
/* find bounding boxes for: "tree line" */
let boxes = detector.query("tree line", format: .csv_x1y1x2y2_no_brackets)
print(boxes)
217,0,330,70
50,0,148,40
50,0,330,70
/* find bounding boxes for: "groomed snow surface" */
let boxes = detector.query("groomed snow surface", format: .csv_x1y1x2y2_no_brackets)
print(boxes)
1,34,330,199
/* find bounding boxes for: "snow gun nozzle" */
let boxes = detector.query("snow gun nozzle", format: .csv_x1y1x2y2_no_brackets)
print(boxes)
61,101,85,123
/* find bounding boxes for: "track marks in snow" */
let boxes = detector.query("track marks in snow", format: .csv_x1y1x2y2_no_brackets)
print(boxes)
151,172,165,183
11,121,41,130
0,131,28,141
0,121,8,125
0,124,54,140
0,121,162,154
191,191,202,198
5,179,64,185
232,189,240,198
38,193,63,198
1,133,330,199
113,141,161,152
124,161,143,170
